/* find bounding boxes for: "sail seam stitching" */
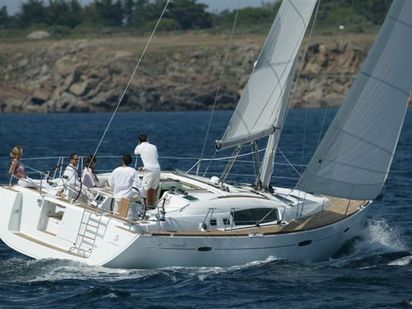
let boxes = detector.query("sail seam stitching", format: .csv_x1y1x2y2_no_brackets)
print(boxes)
388,14,412,30
288,0,310,27
330,124,394,156
360,71,410,97
269,59,295,66
319,158,389,175
308,173,383,186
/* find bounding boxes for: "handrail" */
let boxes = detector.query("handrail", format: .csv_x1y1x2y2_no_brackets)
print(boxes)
4,154,305,190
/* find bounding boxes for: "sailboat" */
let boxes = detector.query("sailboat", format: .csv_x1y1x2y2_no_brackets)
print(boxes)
1,0,411,268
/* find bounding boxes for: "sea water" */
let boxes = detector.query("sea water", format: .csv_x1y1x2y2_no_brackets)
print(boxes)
0,109,411,308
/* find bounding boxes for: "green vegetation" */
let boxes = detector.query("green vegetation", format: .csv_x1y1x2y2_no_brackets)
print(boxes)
0,0,392,38
315,0,392,33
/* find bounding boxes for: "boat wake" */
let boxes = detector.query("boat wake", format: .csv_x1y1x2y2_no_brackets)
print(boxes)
363,218,406,252
0,258,157,283
387,255,412,266
331,217,411,268
0,253,284,283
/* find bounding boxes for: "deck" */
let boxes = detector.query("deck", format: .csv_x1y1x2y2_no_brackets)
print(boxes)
150,197,369,237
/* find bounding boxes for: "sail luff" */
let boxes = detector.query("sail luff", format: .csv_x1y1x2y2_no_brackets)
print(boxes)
296,0,412,200
216,0,318,150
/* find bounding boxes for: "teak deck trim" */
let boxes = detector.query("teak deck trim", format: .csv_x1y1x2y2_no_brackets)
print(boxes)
14,232,85,258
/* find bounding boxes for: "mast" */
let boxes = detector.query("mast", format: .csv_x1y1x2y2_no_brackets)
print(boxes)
257,59,298,190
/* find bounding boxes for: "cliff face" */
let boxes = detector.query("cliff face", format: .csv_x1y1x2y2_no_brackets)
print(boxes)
0,32,387,113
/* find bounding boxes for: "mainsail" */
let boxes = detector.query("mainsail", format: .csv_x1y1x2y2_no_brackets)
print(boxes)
297,0,412,200
216,0,317,150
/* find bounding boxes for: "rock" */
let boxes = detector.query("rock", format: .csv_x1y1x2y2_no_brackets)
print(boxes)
16,58,29,69
31,87,52,105
114,51,133,59
89,90,118,108
46,92,78,112
60,65,85,91
40,65,49,74
55,57,83,77
1,33,410,113
70,81,90,96
26,31,50,40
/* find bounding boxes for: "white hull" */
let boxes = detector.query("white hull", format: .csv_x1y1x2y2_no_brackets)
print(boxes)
0,172,371,268
105,208,370,268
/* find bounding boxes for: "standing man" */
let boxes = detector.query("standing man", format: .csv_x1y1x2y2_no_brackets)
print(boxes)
134,134,160,208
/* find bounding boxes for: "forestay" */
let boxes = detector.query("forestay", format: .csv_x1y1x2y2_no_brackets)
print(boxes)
216,0,317,150
297,0,412,200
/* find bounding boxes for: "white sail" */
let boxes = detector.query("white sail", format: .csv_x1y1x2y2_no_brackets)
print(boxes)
216,0,317,150
297,0,412,200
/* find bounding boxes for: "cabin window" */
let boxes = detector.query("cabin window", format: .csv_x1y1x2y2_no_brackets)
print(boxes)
222,218,230,225
210,219,217,226
232,208,278,226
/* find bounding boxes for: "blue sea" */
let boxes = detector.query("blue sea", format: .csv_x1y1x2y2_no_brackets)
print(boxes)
0,109,411,308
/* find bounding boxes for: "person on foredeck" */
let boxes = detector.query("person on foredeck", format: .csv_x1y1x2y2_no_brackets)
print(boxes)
133,134,160,208
109,154,144,214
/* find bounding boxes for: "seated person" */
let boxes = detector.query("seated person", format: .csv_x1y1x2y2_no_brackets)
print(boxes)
82,155,104,188
62,153,81,199
8,145,56,193
109,154,144,216
9,146,27,183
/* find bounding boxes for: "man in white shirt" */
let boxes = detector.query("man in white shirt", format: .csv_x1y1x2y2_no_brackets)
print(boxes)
109,154,143,214
134,134,160,208
62,152,80,199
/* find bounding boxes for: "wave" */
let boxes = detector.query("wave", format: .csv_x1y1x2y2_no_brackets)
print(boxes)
0,253,285,284
329,217,411,269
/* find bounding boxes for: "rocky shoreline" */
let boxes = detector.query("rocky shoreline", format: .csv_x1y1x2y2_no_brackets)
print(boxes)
1,32,403,114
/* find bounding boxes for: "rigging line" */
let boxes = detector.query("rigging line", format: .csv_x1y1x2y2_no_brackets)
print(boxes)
89,0,170,165
199,3,240,160
277,148,302,177
202,150,217,176
186,147,266,173
300,108,308,173
303,0,354,170
348,0,355,25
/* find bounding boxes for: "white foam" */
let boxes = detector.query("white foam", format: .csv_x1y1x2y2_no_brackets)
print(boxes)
156,256,280,281
355,218,406,255
3,258,158,283
3,256,280,283
101,293,120,299
388,255,412,266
